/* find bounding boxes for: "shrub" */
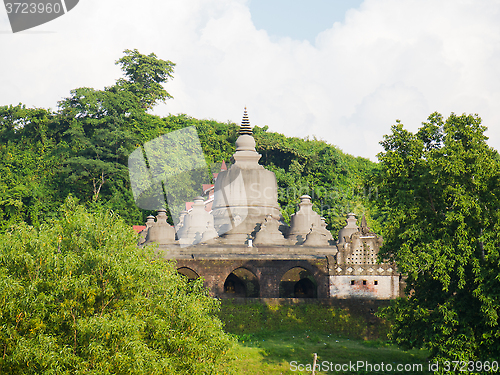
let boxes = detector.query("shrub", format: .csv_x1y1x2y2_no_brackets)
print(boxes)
0,198,234,374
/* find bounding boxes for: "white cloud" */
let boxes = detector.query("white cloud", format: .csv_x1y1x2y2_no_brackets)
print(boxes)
1,0,499,160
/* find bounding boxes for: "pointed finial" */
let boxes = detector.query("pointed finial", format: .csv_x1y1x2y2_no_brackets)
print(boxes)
360,214,370,234
361,214,368,228
240,107,253,136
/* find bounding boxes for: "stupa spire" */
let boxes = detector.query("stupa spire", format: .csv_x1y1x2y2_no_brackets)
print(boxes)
240,107,253,136
234,106,259,154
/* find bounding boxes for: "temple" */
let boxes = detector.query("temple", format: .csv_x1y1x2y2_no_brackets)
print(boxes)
138,109,401,299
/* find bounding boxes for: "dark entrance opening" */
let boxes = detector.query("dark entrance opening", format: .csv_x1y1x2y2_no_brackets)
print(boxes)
223,267,260,297
224,273,246,296
279,267,317,298
294,278,315,298
177,267,199,281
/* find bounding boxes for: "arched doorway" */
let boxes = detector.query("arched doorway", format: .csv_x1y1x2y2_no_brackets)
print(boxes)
223,267,260,297
177,267,199,281
279,267,317,298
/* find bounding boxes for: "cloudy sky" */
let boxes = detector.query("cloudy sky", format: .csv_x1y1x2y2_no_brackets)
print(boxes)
1,0,499,160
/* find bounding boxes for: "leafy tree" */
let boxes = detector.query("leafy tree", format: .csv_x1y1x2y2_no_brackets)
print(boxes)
0,198,234,374
0,105,61,229
0,49,380,233
57,87,137,202
376,112,500,370
115,48,175,110
0,104,55,145
0,142,60,229
53,49,175,222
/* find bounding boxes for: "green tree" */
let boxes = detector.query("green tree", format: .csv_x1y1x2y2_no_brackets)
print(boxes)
115,48,175,110
376,112,500,370
56,87,137,202
53,49,175,222
0,105,61,229
0,198,234,374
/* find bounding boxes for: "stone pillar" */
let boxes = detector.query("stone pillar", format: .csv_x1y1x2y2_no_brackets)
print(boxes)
259,267,281,298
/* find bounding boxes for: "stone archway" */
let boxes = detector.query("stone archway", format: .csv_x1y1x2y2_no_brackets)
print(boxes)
279,266,317,298
177,267,199,281
223,267,260,297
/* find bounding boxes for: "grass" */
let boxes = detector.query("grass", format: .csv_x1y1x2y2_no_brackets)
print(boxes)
218,299,391,340
217,300,430,374
222,331,430,375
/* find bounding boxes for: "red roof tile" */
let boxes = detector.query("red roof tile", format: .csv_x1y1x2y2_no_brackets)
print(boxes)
202,184,214,193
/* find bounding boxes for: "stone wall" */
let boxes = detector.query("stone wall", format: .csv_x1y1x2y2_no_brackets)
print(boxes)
329,275,400,299
174,258,330,298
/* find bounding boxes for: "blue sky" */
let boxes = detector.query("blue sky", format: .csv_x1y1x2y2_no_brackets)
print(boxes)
1,0,499,160
249,0,364,43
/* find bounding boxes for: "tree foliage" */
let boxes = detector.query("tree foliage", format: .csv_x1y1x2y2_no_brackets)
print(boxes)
55,48,174,206
376,112,500,368
0,198,234,374
115,49,175,110
0,49,379,236
0,50,176,227
0,105,61,229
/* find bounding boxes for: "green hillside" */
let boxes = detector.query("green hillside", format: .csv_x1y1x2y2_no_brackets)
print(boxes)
0,74,382,236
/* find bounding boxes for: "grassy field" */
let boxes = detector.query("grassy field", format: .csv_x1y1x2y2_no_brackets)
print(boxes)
218,300,430,375
223,331,430,375
218,299,391,339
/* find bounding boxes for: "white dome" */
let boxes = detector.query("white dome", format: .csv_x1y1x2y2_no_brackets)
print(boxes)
235,134,256,151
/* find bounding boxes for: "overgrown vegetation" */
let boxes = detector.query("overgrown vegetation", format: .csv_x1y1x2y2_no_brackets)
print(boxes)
0,49,379,234
218,300,390,340
376,113,500,371
218,300,429,375
0,198,234,374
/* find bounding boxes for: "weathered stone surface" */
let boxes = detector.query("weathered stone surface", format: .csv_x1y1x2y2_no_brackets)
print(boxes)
329,275,400,299
146,209,176,244
331,213,398,298
288,195,322,245
319,217,334,242
303,223,330,247
175,210,188,239
337,213,359,244
178,197,218,246
171,258,329,298
138,215,155,245
254,215,286,245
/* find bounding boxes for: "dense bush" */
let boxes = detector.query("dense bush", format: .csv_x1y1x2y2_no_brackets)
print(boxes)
0,199,234,374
